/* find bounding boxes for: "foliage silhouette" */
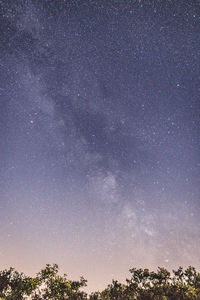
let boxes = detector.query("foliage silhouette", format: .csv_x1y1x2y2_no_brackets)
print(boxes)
0,264,200,299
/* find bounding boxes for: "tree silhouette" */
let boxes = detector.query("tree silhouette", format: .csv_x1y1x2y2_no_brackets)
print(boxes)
0,264,200,299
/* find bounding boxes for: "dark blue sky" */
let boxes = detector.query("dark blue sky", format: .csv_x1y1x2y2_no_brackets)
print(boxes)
0,0,199,292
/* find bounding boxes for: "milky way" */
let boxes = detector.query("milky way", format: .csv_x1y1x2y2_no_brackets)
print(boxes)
0,0,199,292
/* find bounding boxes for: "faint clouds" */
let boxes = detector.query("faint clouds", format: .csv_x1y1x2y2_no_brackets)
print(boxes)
119,202,157,241
121,204,137,228
16,1,42,39
122,204,137,221
143,227,155,237
84,152,102,166
19,66,55,117
88,172,119,204
36,97,55,116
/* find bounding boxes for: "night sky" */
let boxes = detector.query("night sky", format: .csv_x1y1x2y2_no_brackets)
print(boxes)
0,0,199,293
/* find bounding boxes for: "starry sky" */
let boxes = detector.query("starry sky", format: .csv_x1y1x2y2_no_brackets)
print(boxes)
0,0,199,293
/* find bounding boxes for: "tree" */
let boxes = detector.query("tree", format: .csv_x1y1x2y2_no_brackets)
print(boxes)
0,267,40,300
99,266,200,299
36,264,87,299
0,264,87,300
0,264,200,299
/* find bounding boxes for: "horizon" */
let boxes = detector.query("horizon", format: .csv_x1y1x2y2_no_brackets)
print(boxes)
1,263,200,295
